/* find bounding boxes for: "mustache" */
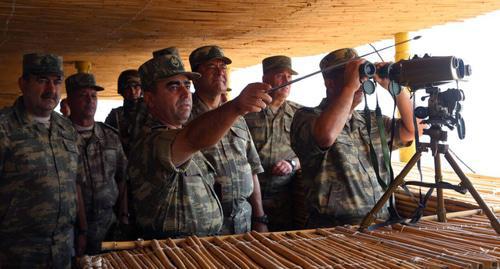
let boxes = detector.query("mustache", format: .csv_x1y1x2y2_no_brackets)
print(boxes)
41,92,57,99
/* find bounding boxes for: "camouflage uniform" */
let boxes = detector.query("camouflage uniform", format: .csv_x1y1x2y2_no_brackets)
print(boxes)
128,116,223,238
0,97,79,268
190,93,264,234
244,101,302,231
104,100,137,155
291,99,409,227
75,122,127,254
127,49,223,239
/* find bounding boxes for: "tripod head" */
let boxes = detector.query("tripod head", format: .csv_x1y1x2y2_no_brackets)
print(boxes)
415,86,466,140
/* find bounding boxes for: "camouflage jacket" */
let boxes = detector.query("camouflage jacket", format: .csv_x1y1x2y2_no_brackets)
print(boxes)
104,100,138,155
0,97,79,267
244,100,302,198
76,122,127,220
189,93,264,234
128,115,223,237
290,98,408,224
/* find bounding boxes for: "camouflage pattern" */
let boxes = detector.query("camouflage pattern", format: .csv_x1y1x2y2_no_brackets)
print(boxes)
139,49,201,90
262,55,298,75
189,45,232,71
105,100,139,156
127,115,223,238
152,46,179,58
65,72,104,93
290,99,409,227
0,97,79,268
320,48,358,78
189,93,264,234
22,53,64,77
75,122,127,254
244,101,302,231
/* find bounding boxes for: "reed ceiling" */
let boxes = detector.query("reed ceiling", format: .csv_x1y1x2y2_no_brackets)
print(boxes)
0,0,499,107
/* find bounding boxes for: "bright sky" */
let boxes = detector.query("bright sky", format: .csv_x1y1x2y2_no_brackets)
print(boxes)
93,9,500,176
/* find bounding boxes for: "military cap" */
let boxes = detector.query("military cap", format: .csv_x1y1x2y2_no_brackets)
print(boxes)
189,45,232,71
320,48,358,78
117,69,141,95
22,53,64,77
262,55,298,75
65,73,104,93
139,51,201,91
152,47,179,58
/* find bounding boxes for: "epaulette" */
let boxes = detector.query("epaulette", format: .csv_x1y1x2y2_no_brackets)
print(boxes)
99,121,120,134
287,100,304,110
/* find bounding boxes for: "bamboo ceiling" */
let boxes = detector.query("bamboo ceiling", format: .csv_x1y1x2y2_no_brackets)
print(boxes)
1,0,500,107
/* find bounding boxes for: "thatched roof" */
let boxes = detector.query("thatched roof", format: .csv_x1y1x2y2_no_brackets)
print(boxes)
0,0,499,107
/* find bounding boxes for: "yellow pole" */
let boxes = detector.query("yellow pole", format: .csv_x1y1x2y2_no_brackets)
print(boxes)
225,66,232,101
395,32,415,163
74,61,92,73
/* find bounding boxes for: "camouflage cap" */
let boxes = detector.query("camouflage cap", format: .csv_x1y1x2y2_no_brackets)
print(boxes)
152,47,179,58
117,69,141,95
320,48,358,78
189,45,232,71
65,73,104,93
22,53,64,77
262,55,298,75
139,53,201,91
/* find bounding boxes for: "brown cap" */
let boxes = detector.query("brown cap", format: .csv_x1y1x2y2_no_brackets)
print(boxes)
319,48,358,78
189,45,232,71
65,73,104,93
22,53,64,77
139,51,201,91
262,55,298,75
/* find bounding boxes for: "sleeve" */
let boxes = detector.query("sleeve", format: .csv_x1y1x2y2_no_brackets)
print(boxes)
104,109,117,129
290,109,328,162
383,116,412,150
153,129,191,173
114,141,128,183
247,134,264,175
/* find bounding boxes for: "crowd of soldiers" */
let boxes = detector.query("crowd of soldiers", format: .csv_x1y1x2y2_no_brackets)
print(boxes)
0,45,419,268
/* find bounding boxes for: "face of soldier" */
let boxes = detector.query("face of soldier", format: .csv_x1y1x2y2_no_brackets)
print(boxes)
193,58,227,96
146,74,192,127
263,68,292,100
68,88,97,121
326,69,363,110
19,74,63,117
123,79,142,102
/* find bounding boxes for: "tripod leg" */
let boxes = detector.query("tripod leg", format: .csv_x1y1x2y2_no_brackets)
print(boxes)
444,151,500,234
434,151,447,222
359,151,422,230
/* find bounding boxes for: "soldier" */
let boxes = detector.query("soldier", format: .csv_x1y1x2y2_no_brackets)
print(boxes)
244,55,302,231
0,53,80,268
128,48,271,239
105,69,142,155
59,97,70,117
188,45,267,234
291,48,418,227
65,73,128,254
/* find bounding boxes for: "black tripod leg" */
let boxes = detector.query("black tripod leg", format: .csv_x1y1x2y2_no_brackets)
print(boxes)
359,151,422,230
444,151,500,234
434,151,447,222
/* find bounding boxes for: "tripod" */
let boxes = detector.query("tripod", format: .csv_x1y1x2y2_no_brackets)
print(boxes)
359,125,500,234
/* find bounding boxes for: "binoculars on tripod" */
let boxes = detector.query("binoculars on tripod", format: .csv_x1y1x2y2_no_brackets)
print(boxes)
358,55,471,95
